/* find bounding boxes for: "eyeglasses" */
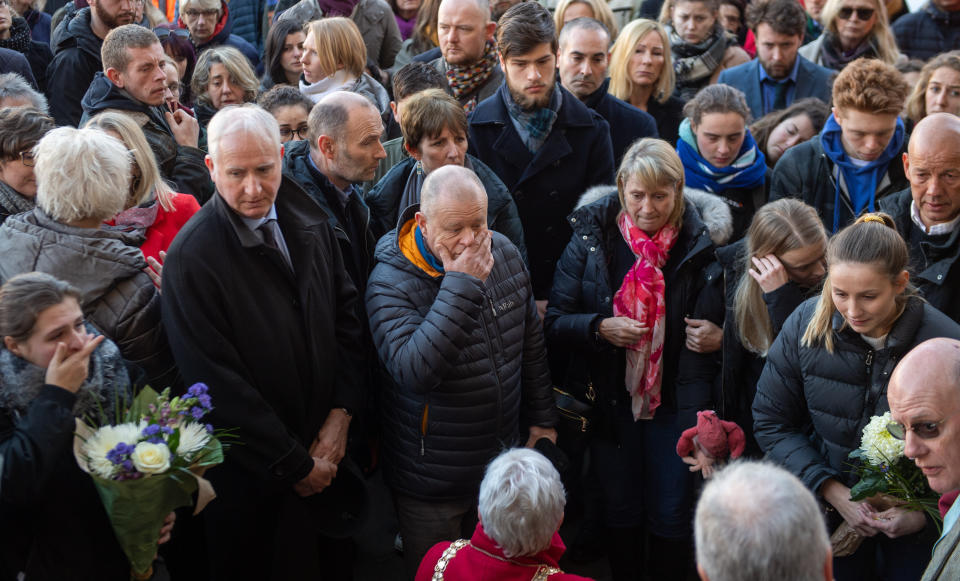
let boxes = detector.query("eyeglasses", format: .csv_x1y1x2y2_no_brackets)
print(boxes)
154,27,190,39
887,418,948,440
182,8,219,19
279,126,309,140
17,150,34,167
837,6,875,20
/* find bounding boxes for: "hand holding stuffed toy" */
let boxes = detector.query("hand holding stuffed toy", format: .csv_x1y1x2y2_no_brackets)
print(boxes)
676,410,745,478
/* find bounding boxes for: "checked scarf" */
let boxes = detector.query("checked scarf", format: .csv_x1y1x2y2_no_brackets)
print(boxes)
503,81,562,153
446,40,498,113
669,22,731,86
613,212,677,420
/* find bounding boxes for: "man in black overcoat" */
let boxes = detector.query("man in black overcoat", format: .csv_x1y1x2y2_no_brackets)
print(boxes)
161,104,365,579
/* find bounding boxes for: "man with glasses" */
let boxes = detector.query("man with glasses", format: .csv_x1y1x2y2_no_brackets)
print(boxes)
79,24,213,203
176,0,259,68
888,338,960,580
46,0,141,126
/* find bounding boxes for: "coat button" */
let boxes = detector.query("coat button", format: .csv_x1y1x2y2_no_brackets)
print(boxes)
590,247,596,252
938,274,943,280
548,191,559,199
582,235,588,240
570,217,577,223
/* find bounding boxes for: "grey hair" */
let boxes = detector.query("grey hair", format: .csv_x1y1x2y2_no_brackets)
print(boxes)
0,73,48,112
478,448,566,558
207,104,281,161
419,164,487,218
34,127,131,223
558,16,611,50
307,91,378,150
695,461,830,581
181,0,220,12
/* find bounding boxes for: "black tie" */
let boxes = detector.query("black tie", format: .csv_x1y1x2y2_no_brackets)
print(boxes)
258,218,292,271
773,81,789,113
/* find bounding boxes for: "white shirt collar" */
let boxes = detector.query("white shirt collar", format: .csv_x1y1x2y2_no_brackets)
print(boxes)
911,200,960,236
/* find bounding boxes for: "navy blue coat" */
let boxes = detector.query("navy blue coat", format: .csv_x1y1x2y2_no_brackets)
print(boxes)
0,46,34,89
46,6,100,126
468,83,615,298
579,78,658,164
717,56,834,120
893,3,960,61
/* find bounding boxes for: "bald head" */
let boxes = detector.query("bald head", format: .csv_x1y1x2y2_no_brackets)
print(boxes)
909,113,960,153
889,338,960,494
890,338,960,401
420,165,488,218
309,91,381,146
438,0,496,66
904,113,960,228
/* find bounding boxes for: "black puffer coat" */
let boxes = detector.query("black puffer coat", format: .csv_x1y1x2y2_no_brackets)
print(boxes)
880,189,960,325
46,7,101,127
753,296,960,494
544,188,718,436
697,239,812,455
365,205,556,501
893,3,960,61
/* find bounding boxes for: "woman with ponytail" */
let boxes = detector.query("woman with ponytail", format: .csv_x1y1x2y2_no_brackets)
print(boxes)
753,213,960,580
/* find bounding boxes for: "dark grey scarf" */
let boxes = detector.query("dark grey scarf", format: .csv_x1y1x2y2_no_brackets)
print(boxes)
0,179,35,218
0,328,131,422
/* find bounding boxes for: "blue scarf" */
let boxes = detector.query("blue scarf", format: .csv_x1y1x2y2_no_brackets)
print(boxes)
415,225,445,273
676,118,766,193
819,113,905,233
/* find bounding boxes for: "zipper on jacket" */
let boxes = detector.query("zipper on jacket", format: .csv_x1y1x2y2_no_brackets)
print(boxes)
420,403,429,457
863,350,875,409
479,290,505,435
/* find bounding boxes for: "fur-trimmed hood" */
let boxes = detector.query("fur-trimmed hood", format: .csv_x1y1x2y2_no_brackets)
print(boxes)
574,185,733,247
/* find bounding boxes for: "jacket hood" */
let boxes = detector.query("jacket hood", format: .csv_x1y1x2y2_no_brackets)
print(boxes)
574,184,733,246
353,73,391,115
0,209,146,306
53,6,100,58
81,71,153,117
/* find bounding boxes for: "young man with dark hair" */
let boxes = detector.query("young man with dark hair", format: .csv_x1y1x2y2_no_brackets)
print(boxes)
717,0,834,118
469,1,613,308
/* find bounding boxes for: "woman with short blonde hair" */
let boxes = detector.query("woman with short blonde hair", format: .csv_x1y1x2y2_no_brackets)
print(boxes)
609,19,684,144
545,137,721,578
299,17,392,118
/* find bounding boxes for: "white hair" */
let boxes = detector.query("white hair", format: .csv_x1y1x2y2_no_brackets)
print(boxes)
207,104,281,162
478,448,565,558
695,461,830,581
419,164,487,219
34,127,131,223
0,73,48,112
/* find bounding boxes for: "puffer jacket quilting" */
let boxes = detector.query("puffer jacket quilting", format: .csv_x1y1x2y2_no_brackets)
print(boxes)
753,295,960,494
365,205,555,500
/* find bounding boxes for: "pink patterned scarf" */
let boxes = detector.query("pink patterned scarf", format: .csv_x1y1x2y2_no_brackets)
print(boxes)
613,212,678,420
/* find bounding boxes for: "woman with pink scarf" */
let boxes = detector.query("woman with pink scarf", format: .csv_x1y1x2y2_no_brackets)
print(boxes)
545,138,721,581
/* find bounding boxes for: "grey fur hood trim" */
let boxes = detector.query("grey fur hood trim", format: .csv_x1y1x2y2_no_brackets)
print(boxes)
574,184,733,246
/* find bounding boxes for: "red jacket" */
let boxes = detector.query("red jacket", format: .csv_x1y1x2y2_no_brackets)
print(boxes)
105,194,201,263
416,523,593,581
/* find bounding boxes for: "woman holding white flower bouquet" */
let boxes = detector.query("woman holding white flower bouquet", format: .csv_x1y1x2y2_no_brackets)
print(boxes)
0,272,173,580
753,213,960,581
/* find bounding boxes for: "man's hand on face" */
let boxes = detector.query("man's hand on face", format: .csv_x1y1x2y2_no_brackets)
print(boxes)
166,109,200,149
435,229,494,282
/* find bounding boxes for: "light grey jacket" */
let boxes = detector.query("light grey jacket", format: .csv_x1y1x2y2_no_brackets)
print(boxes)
278,0,402,69
923,521,960,581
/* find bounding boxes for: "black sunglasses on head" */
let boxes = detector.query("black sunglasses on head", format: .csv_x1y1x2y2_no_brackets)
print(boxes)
837,6,875,20
154,27,190,39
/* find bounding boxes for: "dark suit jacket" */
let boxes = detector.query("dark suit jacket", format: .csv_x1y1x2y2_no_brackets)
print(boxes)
468,83,614,298
717,56,834,120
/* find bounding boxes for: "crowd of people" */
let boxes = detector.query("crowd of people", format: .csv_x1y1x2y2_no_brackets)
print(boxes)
0,0,960,578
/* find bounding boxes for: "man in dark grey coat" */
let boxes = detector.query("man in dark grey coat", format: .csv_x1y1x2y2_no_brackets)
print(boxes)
365,165,556,577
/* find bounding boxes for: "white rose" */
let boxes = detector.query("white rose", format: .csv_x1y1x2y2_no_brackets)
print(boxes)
131,441,172,474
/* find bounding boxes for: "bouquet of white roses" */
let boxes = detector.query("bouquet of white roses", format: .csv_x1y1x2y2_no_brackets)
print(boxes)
832,412,941,556
73,383,226,579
